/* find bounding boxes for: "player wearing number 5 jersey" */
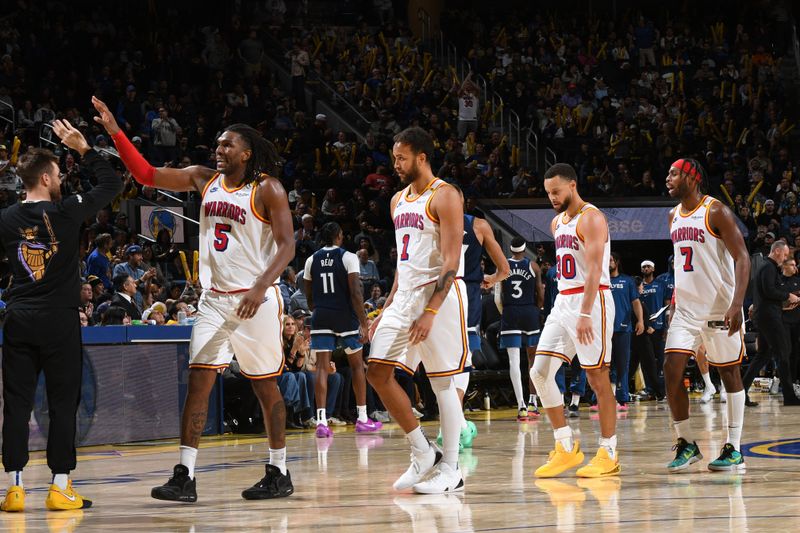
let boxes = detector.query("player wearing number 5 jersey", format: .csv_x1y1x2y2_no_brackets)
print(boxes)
663,159,751,474
367,127,468,494
532,163,619,479
93,97,296,502
496,236,543,421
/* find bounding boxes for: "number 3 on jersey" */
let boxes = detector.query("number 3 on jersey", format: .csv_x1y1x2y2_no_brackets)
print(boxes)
214,223,231,251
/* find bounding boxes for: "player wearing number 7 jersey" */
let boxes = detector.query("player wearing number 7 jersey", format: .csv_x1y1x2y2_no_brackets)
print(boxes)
532,163,618,479
92,97,296,502
663,158,751,474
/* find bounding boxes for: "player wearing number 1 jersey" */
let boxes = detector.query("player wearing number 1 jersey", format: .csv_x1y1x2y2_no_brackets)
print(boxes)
532,163,619,479
663,158,751,473
367,127,468,494
93,97,296,502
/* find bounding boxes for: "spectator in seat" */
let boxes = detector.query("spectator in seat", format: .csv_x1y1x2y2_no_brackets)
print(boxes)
142,302,168,325
111,274,142,321
113,244,157,311
356,249,379,291
86,233,113,290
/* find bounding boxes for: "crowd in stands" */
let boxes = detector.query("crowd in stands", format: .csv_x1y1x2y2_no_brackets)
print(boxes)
0,1,798,427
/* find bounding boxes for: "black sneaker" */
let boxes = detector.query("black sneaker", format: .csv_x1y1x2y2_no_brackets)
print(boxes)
151,464,197,502
567,404,579,418
242,465,294,500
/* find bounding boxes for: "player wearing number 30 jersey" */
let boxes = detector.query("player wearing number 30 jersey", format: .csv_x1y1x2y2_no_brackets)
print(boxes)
531,163,619,480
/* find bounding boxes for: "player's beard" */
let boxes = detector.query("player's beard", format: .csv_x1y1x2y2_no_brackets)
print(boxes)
554,191,573,213
399,160,419,184
48,181,62,203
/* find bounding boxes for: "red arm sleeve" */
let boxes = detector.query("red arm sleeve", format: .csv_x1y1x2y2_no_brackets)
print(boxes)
111,130,155,186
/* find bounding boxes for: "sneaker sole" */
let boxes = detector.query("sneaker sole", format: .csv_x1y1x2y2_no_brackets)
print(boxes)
150,489,197,503
393,451,443,491
241,487,294,500
576,464,621,478
412,479,465,494
667,454,703,473
708,462,746,472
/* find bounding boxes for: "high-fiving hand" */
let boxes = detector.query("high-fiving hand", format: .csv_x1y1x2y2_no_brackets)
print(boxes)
91,96,121,136
51,119,90,155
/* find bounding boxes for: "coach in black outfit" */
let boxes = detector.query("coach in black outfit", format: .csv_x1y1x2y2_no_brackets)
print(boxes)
745,240,800,406
0,118,122,502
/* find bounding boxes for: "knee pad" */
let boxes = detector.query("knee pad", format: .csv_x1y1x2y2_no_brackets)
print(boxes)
530,356,563,409
429,375,457,394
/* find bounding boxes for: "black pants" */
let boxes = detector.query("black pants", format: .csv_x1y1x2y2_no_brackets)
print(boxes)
630,330,664,398
785,322,800,382
744,313,797,400
2,308,82,474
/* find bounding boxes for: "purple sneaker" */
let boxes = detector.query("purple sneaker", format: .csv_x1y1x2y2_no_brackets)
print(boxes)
315,424,333,438
355,418,383,433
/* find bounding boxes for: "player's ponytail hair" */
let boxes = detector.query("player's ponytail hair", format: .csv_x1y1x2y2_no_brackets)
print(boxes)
224,124,284,185
319,222,342,247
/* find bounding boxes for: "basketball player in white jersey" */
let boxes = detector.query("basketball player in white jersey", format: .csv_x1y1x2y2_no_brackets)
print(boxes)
367,127,469,494
532,163,618,478
93,98,296,501
663,158,752,473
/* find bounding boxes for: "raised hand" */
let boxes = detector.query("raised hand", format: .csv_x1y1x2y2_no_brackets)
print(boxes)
91,96,121,136
51,119,90,155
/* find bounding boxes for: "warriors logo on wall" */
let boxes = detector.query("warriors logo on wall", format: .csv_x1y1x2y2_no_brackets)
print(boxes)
17,212,58,282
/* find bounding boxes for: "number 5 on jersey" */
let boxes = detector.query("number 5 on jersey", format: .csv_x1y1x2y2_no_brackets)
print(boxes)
214,223,231,251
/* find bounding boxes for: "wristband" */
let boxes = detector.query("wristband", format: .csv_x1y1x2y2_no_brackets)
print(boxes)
579,312,592,319
424,307,439,315
111,130,156,186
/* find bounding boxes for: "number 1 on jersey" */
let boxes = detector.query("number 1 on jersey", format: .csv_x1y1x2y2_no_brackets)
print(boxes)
400,233,410,261
679,246,694,272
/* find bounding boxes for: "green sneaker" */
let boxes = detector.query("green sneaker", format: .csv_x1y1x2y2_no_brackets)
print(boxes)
461,420,477,449
436,427,466,451
708,443,746,472
667,438,703,473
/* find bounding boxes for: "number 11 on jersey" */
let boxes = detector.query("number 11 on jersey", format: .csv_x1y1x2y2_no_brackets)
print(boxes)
320,272,335,293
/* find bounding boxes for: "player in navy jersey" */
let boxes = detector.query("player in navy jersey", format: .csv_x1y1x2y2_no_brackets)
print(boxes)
495,236,543,421
436,189,509,450
304,222,378,437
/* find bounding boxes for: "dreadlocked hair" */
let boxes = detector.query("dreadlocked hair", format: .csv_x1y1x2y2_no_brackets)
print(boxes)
224,123,284,184
683,158,708,194
319,222,343,247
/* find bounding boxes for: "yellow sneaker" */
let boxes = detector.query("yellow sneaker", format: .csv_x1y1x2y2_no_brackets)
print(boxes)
576,448,620,478
45,482,92,511
1,486,24,512
534,441,585,478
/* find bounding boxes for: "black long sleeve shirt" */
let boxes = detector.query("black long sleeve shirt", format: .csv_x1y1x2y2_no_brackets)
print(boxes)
781,274,800,324
753,257,791,318
0,151,123,309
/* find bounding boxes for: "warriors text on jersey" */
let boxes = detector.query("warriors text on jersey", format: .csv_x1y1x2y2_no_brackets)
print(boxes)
669,195,735,319
199,174,275,292
553,203,611,292
393,178,448,290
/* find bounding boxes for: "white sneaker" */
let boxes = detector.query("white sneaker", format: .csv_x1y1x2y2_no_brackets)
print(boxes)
411,408,424,419
328,416,347,426
793,383,800,397
371,410,390,423
720,391,727,403
393,445,441,491
770,377,780,395
700,387,716,404
412,462,465,494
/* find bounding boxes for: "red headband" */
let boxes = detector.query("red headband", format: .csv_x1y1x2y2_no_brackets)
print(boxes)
672,158,701,182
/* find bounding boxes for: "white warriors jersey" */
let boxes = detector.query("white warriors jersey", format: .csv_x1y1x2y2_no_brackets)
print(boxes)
393,178,450,291
198,174,276,292
553,203,611,292
670,195,735,319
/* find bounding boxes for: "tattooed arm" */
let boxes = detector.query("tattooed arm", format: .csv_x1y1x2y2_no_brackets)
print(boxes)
409,184,464,345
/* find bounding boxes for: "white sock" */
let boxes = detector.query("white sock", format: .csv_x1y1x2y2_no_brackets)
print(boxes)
52,474,68,491
611,383,617,396
356,405,368,423
726,390,745,450
529,394,538,407
507,347,526,409
461,415,469,430
269,447,287,475
571,393,580,406
432,378,464,468
673,419,694,443
8,471,22,488
554,425,574,452
599,435,618,460
317,408,328,426
702,372,715,393
180,445,198,479
407,426,429,454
